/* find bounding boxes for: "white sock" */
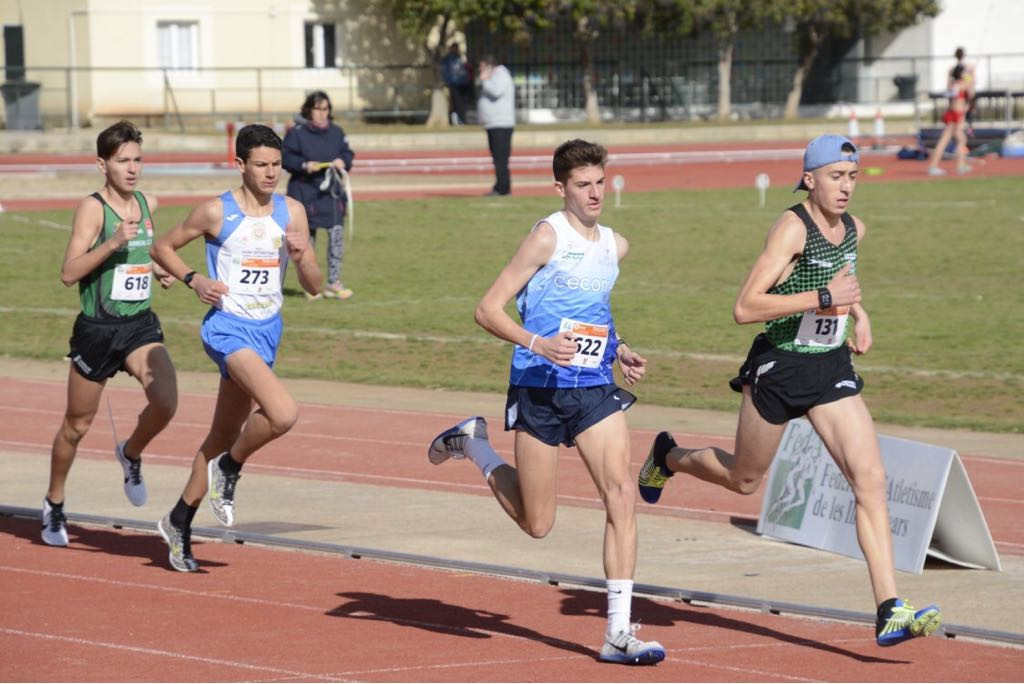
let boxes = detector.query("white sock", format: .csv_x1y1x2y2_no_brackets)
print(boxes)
606,579,633,638
464,437,506,482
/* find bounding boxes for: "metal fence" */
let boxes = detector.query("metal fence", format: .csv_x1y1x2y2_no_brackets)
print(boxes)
2,53,1022,131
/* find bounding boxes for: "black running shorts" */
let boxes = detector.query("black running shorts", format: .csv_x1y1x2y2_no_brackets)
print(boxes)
504,384,636,447
67,309,165,381
729,333,864,425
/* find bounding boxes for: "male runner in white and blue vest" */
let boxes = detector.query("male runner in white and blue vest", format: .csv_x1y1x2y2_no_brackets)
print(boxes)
150,124,322,572
428,139,665,665
637,134,943,647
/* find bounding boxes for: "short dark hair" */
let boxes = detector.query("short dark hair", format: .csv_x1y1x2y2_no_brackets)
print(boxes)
552,139,607,184
96,120,142,160
235,124,282,161
955,47,965,61
300,90,331,121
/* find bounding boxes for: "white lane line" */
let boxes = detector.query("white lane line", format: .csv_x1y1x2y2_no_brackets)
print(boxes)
0,437,754,521
0,627,344,682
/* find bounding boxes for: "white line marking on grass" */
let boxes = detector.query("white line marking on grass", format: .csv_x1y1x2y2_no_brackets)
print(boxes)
0,627,344,682
3,305,1019,382
5,213,70,230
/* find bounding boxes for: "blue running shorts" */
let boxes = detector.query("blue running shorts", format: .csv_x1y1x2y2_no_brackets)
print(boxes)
504,384,636,447
201,309,282,379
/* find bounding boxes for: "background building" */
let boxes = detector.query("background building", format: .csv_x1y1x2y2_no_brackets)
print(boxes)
0,0,1020,129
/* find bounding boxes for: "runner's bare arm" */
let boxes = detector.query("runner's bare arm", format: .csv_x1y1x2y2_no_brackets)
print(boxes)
734,212,861,323
610,230,646,383
848,302,873,354
150,198,228,304
60,196,138,286
475,222,576,366
285,197,322,296
141,192,174,288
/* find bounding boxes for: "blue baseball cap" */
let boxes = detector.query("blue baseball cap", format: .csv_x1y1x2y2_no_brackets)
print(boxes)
794,134,859,191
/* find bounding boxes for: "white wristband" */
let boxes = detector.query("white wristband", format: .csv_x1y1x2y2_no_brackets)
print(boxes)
528,333,539,352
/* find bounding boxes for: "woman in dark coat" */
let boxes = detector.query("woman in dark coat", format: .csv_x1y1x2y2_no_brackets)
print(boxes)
282,90,355,299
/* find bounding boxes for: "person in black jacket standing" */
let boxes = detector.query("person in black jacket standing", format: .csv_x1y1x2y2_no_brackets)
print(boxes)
283,91,355,299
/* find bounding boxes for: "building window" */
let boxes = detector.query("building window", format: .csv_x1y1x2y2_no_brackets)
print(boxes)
304,22,337,68
157,21,199,69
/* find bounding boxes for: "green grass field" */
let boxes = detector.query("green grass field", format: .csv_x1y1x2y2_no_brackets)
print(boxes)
2,176,1021,432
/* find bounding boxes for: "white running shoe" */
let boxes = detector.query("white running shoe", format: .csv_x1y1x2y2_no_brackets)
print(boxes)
41,498,69,547
115,441,147,506
599,626,666,665
927,166,947,177
427,416,488,465
207,453,240,527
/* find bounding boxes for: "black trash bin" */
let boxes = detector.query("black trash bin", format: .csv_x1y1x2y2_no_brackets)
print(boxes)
892,75,918,101
1,81,42,129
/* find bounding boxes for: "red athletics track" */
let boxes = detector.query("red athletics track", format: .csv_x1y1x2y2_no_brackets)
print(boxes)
1,141,1023,210
2,377,1022,556
4,516,1023,683
2,377,1023,682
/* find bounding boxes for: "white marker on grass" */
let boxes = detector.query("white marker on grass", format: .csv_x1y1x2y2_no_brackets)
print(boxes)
755,173,770,208
611,174,625,208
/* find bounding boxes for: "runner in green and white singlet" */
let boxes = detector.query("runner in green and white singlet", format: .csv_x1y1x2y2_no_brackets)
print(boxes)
639,134,943,649
43,121,179,549
78,189,157,319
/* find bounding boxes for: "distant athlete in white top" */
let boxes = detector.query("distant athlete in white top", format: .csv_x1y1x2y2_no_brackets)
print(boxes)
150,124,322,572
427,139,664,665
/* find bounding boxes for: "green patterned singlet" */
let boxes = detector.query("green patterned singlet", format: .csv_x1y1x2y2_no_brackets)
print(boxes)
763,204,858,353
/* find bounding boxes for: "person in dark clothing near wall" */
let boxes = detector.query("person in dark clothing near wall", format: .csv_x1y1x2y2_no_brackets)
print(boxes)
283,91,356,300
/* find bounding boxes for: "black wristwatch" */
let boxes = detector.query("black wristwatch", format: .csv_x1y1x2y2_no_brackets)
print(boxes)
817,287,832,309
183,271,197,289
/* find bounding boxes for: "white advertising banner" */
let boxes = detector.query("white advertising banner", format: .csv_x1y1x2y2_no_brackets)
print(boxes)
757,419,1001,574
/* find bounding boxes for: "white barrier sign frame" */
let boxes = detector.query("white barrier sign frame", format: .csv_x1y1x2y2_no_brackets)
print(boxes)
757,419,1001,574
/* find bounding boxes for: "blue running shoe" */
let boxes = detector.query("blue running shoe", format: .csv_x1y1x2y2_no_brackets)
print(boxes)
876,599,942,646
638,431,677,504
599,626,666,665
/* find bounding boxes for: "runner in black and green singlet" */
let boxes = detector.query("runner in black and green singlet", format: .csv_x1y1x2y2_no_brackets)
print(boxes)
764,203,859,353
639,134,943,649
78,189,156,319
42,121,179,550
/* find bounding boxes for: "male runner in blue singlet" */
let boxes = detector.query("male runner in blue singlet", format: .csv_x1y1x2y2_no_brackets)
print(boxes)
428,140,664,665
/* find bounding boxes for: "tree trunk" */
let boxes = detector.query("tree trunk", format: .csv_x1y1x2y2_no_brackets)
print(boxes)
578,20,601,124
716,41,733,121
425,84,450,128
423,18,451,128
784,43,819,119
